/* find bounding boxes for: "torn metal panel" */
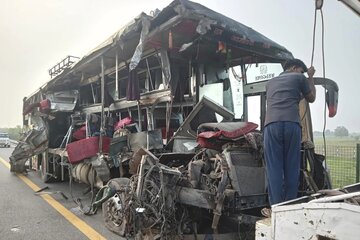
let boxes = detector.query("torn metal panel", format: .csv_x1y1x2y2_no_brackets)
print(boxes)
129,147,160,174
24,0,295,105
169,96,234,144
10,115,49,173
172,137,198,152
45,90,79,112
91,155,111,183
129,14,151,71
153,0,293,60
108,89,172,112
128,129,163,153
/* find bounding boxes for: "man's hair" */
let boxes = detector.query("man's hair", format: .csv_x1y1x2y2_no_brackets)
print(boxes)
283,59,308,72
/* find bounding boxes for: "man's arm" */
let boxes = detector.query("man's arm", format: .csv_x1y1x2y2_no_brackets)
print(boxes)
305,66,316,103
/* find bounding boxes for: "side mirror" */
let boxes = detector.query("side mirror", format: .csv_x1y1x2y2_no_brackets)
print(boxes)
326,87,338,117
313,77,339,118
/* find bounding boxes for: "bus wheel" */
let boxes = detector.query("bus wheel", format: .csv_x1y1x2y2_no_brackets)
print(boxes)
102,178,130,236
40,153,61,183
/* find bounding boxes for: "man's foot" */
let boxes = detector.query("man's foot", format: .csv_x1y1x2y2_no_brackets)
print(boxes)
261,208,272,218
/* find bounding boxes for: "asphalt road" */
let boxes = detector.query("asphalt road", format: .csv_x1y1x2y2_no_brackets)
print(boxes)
0,145,121,240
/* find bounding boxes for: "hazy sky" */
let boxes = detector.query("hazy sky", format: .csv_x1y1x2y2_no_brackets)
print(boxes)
0,0,359,132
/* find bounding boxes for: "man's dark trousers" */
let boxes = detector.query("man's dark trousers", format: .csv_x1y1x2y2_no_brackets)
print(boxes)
264,121,301,205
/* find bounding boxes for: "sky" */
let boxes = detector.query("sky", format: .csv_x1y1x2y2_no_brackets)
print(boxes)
0,0,359,132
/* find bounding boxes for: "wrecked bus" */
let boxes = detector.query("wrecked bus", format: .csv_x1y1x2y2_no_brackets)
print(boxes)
10,0,339,238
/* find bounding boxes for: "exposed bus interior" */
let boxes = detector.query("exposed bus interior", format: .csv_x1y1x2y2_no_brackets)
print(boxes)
9,0,339,238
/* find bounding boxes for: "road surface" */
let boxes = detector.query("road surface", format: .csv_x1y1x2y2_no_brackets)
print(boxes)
0,145,120,240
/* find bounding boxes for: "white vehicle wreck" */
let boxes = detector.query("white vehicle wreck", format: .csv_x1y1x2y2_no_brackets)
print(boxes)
256,183,360,240
10,0,339,239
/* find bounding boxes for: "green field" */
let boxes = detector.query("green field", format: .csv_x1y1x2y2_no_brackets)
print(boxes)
326,156,357,188
314,136,360,147
313,137,359,188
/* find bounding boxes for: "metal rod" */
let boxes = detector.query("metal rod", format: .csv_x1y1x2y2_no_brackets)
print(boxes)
90,83,96,104
357,144,360,182
137,101,142,132
146,107,153,131
189,60,193,97
260,93,266,130
61,155,64,181
145,58,154,91
309,191,360,203
99,56,105,154
115,51,119,100
165,98,173,143
136,156,147,199
85,114,89,138
241,64,248,122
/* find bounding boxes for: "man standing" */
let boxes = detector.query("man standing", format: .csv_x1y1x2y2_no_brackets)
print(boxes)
264,59,316,206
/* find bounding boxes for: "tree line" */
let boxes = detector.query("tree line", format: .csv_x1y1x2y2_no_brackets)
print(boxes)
0,126,22,141
314,126,360,140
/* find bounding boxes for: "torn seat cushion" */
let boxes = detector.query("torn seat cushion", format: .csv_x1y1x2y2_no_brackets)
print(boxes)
197,122,258,149
66,136,111,164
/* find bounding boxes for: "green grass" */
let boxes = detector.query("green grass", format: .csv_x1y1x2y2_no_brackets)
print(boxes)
314,136,360,147
326,156,357,188
313,138,359,188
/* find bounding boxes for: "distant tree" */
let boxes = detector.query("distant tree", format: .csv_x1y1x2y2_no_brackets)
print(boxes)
0,126,22,140
313,131,322,136
334,126,349,137
325,129,333,136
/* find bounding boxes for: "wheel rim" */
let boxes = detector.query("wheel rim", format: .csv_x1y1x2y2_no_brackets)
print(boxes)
105,193,124,227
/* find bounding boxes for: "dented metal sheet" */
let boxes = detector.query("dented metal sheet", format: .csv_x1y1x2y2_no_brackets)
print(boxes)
45,90,79,112
270,202,360,240
10,115,48,173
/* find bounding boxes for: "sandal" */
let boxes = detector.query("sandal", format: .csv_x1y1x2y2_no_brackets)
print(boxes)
261,208,272,218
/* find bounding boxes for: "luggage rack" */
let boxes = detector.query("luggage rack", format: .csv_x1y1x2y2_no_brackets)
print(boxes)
48,55,79,78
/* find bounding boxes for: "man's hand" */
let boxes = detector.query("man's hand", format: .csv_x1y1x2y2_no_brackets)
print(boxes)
307,66,315,78
305,66,316,103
